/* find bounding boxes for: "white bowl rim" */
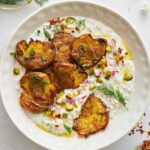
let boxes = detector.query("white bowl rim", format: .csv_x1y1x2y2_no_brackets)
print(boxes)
0,0,150,149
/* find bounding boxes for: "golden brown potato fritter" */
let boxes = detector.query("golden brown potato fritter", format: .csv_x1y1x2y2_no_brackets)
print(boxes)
52,32,75,63
20,72,56,113
73,94,109,137
16,40,55,70
53,63,88,90
71,34,107,69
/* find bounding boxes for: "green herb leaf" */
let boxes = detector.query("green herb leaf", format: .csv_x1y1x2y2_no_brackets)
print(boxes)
77,53,82,61
97,84,126,107
81,45,87,52
63,123,72,133
10,51,16,57
52,24,61,32
93,53,97,61
43,28,51,41
76,20,86,30
82,64,88,69
31,75,48,87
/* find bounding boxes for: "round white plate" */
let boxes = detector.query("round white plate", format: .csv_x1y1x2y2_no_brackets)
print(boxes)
0,1,150,150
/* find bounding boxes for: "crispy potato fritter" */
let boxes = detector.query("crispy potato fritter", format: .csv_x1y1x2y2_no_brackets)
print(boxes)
52,32,75,63
20,72,56,113
71,34,107,69
16,40,55,70
53,63,88,90
73,94,109,137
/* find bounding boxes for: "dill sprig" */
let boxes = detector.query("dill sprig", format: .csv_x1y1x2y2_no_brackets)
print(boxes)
0,0,47,5
97,84,126,107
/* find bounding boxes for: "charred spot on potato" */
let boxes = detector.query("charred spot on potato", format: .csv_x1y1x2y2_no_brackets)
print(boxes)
20,72,56,113
53,63,88,90
51,32,75,63
16,40,55,70
73,94,109,137
71,34,107,69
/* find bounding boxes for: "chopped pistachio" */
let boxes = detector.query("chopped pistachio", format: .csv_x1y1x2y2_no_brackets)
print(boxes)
62,113,68,119
60,18,68,26
82,64,88,69
89,84,96,90
51,110,57,118
104,68,111,79
96,77,103,83
73,90,79,97
63,27,74,33
81,85,86,91
56,91,64,99
13,67,20,75
66,17,76,24
97,58,107,68
123,70,133,81
106,45,113,53
89,67,94,75
66,93,74,99
65,103,74,111
56,98,63,105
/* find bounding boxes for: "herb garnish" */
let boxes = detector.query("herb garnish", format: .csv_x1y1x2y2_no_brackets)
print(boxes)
31,75,48,88
97,84,126,107
10,52,16,57
0,0,47,6
76,20,86,30
82,64,88,69
63,123,72,133
81,45,87,52
77,53,82,61
43,28,51,41
52,24,61,32
93,53,97,61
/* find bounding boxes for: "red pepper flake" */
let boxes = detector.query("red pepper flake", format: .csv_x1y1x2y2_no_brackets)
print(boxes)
49,17,60,28
147,131,150,136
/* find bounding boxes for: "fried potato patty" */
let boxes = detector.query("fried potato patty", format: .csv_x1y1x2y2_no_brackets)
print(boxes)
71,34,107,69
52,32,75,63
53,63,88,90
20,72,56,113
16,40,55,70
73,94,109,137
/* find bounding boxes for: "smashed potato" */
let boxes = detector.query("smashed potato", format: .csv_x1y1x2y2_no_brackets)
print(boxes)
20,72,56,113
16,40,55,70
53,63,88,90
71,34,107,69
52,32,75,63
73,94,109,137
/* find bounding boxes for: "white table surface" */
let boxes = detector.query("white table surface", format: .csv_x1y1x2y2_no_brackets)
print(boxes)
0,0,150,150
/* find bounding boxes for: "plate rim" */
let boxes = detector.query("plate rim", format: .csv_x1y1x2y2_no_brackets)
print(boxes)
0,0,150,149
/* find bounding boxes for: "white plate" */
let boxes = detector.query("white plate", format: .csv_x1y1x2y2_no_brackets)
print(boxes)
0,1,150,150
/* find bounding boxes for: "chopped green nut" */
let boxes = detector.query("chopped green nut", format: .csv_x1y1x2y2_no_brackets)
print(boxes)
96,77,103,83
56,91,64,99
13,68,20,75
106,45,113,53
89,67,94,75
123,70,133,81
66,93,74,99
66,17,76,24
65,103,74,111
89,84,96,90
